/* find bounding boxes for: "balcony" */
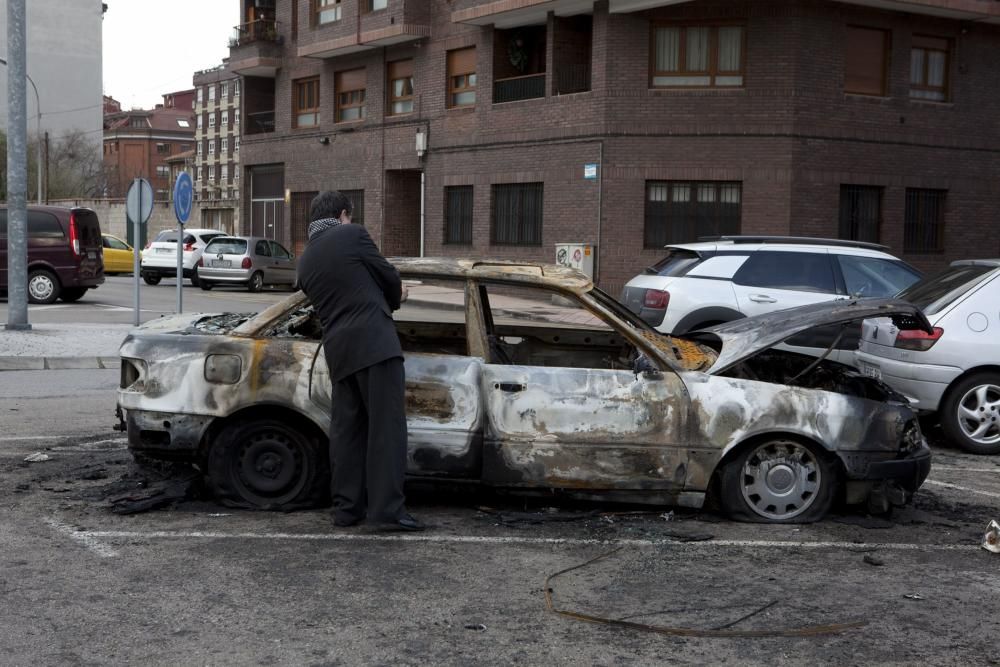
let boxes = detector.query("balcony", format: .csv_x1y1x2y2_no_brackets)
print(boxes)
229,19,283,77
494,74,546,104
245,111,275,136
606,0,1000,21
298,0,430,59
452,0,593,29
555,64,590,95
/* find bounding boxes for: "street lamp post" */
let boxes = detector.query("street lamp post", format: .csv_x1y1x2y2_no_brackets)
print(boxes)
0,56,43,204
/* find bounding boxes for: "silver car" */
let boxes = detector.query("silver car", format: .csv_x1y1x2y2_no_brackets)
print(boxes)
197,236,297,292
856,260,1000,454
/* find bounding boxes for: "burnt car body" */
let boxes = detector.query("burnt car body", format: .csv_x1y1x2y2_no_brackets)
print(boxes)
115,259,931,522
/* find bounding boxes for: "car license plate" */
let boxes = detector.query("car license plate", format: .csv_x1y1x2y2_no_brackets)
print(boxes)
211,259,231,268
156,248,172,254
861,362,882,380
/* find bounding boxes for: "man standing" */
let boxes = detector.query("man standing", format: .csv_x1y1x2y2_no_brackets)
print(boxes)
297,190,424,531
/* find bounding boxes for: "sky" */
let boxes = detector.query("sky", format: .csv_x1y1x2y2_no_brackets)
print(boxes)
102,1,239,110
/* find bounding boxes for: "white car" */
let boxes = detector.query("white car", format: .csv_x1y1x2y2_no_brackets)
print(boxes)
622,236,922,334
140,228,227,287
856,260,1000,454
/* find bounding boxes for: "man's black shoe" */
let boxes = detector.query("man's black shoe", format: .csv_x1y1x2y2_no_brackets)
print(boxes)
377,514,426,532
332,515,362,528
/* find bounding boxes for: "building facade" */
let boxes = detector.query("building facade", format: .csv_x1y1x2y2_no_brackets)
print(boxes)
193,63,243,234
102,91,196,200
229,0,1000,293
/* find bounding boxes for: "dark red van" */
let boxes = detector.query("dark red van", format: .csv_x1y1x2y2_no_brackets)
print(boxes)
0,205,105,304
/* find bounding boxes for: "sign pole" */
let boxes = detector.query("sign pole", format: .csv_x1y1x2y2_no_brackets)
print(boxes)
132,179,141,326
176,221,184,314
125,177,153,327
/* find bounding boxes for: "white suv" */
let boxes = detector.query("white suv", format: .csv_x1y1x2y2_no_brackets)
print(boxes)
622,236,922,334
140,228,226,287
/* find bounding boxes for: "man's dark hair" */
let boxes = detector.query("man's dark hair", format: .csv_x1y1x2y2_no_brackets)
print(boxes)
310,190,352,222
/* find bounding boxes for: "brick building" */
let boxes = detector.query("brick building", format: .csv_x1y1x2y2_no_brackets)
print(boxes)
193,62,243,234
103,90,197,200
229,0,1000,293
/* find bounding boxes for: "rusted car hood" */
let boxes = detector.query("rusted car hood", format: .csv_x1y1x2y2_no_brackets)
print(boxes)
693,298,932,375
133,312,255,335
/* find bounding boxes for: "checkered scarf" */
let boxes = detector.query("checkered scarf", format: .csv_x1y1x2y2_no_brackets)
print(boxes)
308,217,343,240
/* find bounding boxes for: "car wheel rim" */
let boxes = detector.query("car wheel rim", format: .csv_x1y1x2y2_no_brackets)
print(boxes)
252,274,262,290
233,430,308,503
957,384,1000,445
740,440,820,521
28,275,54,301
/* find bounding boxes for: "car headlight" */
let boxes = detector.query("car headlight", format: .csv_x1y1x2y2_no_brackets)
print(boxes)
205,354,242,384
120,358,147,391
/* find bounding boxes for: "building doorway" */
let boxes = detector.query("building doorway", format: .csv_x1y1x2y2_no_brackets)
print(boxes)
382,170,421,257
290,191,318,257
249,164,285,241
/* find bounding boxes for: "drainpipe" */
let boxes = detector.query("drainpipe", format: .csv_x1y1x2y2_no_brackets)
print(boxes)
419,170,425,257
595,139,603,285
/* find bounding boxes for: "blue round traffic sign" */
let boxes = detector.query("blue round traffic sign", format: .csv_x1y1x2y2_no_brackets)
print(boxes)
173,171,194,225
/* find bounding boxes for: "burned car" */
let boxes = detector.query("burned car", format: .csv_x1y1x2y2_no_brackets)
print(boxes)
115,259,930,523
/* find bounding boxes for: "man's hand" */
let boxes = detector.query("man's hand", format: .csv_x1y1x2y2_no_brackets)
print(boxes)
401,284,409,303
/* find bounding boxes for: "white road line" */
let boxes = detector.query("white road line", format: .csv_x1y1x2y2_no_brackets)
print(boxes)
79,530,980,551
0,435,126,444
924,479,1000,500
933,466,1000,474
45,519,118,558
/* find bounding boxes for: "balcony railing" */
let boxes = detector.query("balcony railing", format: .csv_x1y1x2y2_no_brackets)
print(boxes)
229,19,281,48
555,64,591,95
493,73,546,104
246,111,275,135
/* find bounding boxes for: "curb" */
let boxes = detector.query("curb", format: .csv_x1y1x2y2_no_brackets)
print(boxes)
0,356,120,372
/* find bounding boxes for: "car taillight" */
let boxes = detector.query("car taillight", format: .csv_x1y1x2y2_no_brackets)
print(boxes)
144,242,152,250
894,327,944,351
68,213,80,258
643,289,670,310
183,243,195,252
241,257,252,269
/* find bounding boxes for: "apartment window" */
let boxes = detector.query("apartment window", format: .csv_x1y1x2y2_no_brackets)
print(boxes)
235,169,240,181
222,110,229,126
221,165,228,182
839,185,882,244
197,142,203,156
235,109,240,125
366,0,388,11
208,139,215,155
221,82,229,99
235,137,240,152
388,59,414,115
845,26,889,96
209,112,216,127
208,85,216,102
155,165,169,178
197,115,203,129
209,166,215,181
335,69,367,122
156,143,169,155
447,48,477,108
221,137,229,154
492,183,543,246
904,188,946,253
197,87,203,103
911,35,949,102
445,186,474,245
294,77,320,128
235,80,240,97
651,24,744,87
315,0,341,24
644,181,741,247
342,190,365,226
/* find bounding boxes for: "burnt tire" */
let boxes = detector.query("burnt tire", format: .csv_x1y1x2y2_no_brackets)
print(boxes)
247,271,264,293
940,373,1000,455
719,438,836,523
59,287,88,302
27,269,60,304
206,419,329,510
143,273,161,286
199,281,213,291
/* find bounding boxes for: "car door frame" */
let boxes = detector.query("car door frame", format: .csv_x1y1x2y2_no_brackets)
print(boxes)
269,240,296,285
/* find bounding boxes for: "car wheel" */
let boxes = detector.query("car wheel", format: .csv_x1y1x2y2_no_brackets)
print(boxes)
27,269,60,304
199,281,213,291
206,419,329,510
143,274,161,286
248,271,264,293
59,287,87,303
941,373,1000,455
190,267,200,288
719,438,836,523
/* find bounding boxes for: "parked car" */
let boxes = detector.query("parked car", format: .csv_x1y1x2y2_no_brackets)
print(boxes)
116,259,929,523
0,205,104,304
197,236,297,292
856,260,1000,454
140,228,226,287
622,236,922,334
102,234,135,275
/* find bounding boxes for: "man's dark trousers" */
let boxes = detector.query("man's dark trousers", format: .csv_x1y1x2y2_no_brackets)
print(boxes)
329,356,407,525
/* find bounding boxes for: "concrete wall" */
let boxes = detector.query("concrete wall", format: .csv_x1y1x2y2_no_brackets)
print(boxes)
47,198,209,246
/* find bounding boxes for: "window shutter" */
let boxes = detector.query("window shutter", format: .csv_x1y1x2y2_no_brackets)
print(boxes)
845,26,888,95
448,48,476,76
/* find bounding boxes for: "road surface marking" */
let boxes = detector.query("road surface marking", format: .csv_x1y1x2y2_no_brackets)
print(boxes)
45,519,118,558
932,466,1000,474
924,479,1000,500
79,530,980,551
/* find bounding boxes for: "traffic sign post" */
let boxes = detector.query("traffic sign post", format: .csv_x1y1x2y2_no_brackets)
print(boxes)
173,172,193,314
125,178,153,327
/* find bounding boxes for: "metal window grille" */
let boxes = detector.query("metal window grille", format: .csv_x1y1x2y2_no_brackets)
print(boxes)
644,181,741,247
341,189,365,227
491,183,544,246
445,186,474,245
904,188,946,253
839,185,882,243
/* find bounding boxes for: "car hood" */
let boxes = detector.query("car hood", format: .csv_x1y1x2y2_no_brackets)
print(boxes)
689,298,932,375
134,312,255,335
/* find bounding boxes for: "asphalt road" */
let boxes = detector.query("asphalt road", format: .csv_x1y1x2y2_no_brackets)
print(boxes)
1,368,1000,665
